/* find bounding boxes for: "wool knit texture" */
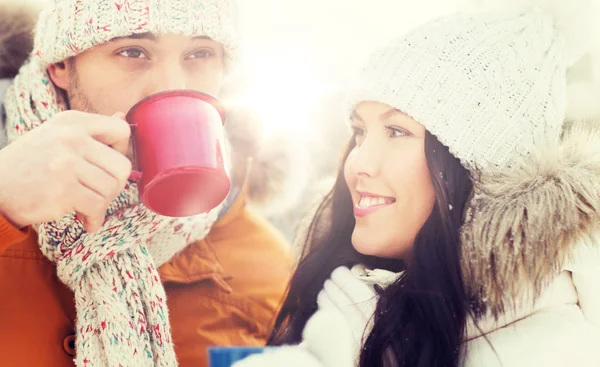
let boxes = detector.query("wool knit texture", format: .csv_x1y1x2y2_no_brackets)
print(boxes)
344,9,567,170
36,0,237,67
2,0,237,365
39,186,222,367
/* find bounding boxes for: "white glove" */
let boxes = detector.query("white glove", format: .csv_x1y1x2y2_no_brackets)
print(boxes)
232,308,354,367
234,266,383,367
317,266,379,355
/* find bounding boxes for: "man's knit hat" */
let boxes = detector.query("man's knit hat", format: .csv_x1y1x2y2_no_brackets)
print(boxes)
344,6,586,170
35,0,238,68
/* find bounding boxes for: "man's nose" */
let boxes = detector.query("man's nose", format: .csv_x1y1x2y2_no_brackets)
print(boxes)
144,61,187,96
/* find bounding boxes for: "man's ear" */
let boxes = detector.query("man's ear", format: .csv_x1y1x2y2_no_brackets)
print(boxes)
47,60,71,90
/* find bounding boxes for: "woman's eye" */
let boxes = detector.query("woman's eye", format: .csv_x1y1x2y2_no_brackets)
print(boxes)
119,49,147,59
352,126,366,145
351,126,365,136
387,126,410,138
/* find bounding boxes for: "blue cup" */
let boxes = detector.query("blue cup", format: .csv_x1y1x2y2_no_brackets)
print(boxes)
208,347,266,367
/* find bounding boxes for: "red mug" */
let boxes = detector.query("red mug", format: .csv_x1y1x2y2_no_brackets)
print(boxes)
126,90,231,217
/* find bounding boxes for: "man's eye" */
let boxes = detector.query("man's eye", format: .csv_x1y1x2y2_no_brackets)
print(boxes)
119,49,147,59
188,49,214,59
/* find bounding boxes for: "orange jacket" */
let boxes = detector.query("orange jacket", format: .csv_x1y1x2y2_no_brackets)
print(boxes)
0,186,293,367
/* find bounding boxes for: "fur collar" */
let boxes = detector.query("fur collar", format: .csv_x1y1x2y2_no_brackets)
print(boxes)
461,118,600,317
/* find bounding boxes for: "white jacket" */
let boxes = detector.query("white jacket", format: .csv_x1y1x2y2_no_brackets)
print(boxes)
465,246,600,366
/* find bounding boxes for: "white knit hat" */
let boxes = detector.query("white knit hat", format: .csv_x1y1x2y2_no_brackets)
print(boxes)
35,0,238,68
344,9,568,170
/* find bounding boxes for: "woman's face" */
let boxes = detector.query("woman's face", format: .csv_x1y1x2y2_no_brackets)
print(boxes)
344,101,436,260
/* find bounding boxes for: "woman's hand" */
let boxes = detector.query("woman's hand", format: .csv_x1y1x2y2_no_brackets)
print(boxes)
233,309,354,367
317,266,378,353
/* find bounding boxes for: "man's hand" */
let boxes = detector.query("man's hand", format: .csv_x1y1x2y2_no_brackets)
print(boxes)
0,110,132,232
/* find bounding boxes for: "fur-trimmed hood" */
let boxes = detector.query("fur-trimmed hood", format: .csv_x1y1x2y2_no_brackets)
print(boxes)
0,1,40,79
461,118,600,317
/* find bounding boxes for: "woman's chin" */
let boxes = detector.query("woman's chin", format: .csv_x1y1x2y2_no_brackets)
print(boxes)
351,232,410,260
351,233,386,257
352,242,376,257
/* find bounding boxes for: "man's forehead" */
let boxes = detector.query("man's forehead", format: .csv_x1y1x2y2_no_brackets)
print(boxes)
109,32,212,42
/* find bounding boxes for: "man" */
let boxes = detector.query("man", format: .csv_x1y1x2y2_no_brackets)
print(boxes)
0,1,293,366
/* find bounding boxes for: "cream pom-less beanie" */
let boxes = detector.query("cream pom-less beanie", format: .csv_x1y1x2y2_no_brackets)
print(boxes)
344,8,567,170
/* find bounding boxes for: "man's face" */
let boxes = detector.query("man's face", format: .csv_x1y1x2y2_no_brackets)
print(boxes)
50,33,225,115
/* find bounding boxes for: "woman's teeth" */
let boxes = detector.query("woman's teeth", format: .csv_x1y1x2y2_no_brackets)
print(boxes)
358,196,393,208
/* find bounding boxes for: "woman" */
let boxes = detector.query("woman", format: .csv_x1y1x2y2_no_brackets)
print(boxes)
235,4,600,367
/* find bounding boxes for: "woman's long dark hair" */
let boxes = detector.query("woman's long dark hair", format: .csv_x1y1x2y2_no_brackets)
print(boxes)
268,131,474,367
